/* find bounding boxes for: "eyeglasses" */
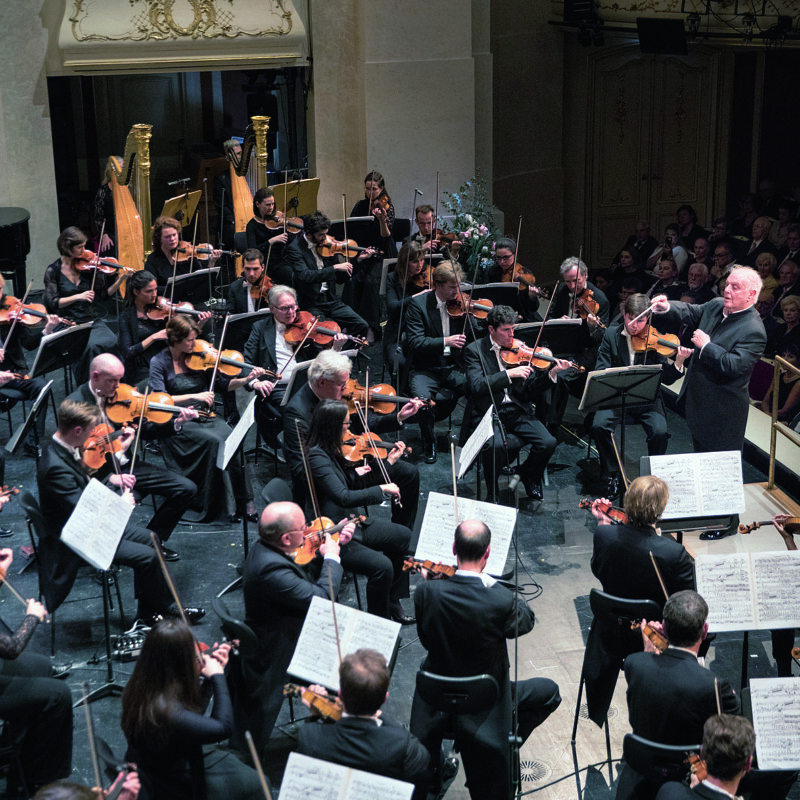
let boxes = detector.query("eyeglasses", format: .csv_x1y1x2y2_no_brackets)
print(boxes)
496,254,515,261
273,304,298,312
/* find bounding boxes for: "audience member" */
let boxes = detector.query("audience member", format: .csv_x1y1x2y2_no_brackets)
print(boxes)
676,204,708,250
772,260,800,318
740,216,778,268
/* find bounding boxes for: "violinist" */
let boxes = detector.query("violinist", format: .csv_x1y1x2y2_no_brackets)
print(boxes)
144,216,222,304
281,210,371,340
585,475,695,728
245,187,291,275
0,548,73,796
463,305,572,502
485,236,541,322
342,170,397,338
149,315,260,523
410,204,457,257
42,226,123,384
590,293,691,498
0,274,60,458
404,262,472,463
385,241,430,371
67,354,198,561
545,256,610,433
242,501,344,756
282,350,422,528
225,249,272,349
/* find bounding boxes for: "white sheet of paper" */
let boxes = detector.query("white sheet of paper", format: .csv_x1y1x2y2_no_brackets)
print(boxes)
415,491,516,576
61,478,133,571
649,451,745,519
280,753,414,800
750,678,800,770
288,596,400,691
457,406,495,479
217,395,255,469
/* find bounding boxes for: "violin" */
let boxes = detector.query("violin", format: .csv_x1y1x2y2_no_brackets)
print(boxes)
0,297,74,328
446,296,493,319
342,432,412,462
737,518,800,534
174,242,233,262
409,264,434,291
248,274,274,303
792,646,800,667
500,339,584,373
431,228,461,247
501,263,551,298
631,327,680,356
342,378,433,416
283,311,368,349
574,289,606,329
283,683,343,721
402,557,456,579
146,297,220,321
105,383,213,425
684,753,707,782
0,485,19,501
294,514,366,566
371,194,391,213
631,619,669,652
264,213,304,234
82,423,130,471
71,250,133,275
578,497,629,524
316,235,369,259
185,339,277,380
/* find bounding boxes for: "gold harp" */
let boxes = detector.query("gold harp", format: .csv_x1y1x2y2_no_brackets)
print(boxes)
107,123,153,295
229,115,270,276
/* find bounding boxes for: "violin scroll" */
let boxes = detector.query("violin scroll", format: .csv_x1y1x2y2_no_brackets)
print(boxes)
403,557,456,579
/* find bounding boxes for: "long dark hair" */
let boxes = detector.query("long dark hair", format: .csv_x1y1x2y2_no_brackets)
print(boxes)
306,399,349,457
124,270,157,307
252,187,275,219
120,618,202,745
395,241,424,285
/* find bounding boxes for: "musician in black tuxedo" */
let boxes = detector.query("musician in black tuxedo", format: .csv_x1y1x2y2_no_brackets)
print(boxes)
224,248,273,352
410,520,561,800
298,649,433,800
281,210,371,338
652,267,766,453
66,354,197,561
36,399,191,622
590,294,690,497
282,350,422,521
404,261,474,462
242,501,344,757
463,305,571,501
583,476,695,726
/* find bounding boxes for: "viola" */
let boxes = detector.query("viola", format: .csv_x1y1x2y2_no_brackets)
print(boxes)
578,497,629,524
0,297,73,328
72,249,133,274
631,619,669,652
631,327,680,356
684,753,707,782
283,683,343,721
185,339,277,380
105,383,213,425
500,339,584,373
82,423,130,471
342,432,411,462
574,289,606,329
446,296,493,319
402,557,456,579
342,378,433,416
294,514,366,566
146,297,220,321
315,235,368,259
738,518,800,534
283,311,368,349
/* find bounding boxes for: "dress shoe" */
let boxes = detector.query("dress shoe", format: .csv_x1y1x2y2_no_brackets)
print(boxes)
0,527,13,538
389,600,416,625
602,475,621,498
422,440,437,464
435,756,460,800
23,442,42,459
161,546,180,562
51,662,72,680
699,529,734,541
521,473,543,501
163,605,206,625
247,511,259,523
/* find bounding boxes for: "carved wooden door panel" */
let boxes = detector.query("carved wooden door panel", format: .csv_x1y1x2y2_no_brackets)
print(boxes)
588,47,720,268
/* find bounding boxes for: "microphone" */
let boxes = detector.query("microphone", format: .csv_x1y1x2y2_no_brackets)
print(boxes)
168,177,190,186
415,189,424,195
508,474,521,493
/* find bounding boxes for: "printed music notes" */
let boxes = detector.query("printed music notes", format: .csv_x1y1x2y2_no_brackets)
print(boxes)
750,678,800,770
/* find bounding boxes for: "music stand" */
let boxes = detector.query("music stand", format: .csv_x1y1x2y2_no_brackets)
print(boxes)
165,267,219,305
225,308,272,352
514,319,582,358
29,323,93,393
161,191,201,226
5,379,54,458
281,362,310,407
579,366,663,489
271,177,320,219
328,219,374,246
467,283,521,309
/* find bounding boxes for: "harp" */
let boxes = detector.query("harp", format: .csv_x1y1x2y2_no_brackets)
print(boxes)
107,123,153,294
229,115,270,276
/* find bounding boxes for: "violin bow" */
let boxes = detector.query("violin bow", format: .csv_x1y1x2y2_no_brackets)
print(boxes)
95,397,128,498
126,385,150,477
0,562,34,614
714,678,722,715
259,244,274,310
188,210,200,275
273,315,317,382
244,731,274,800
450,442,460,524
512,217,522,281
150,530,191,628
610,433,631,493
648,551,669,602
168,247,179,319
3,279,34,353
81,682,104,793
342,192,348,261
89,221,106,294
208,313,231,395
526,279,560,368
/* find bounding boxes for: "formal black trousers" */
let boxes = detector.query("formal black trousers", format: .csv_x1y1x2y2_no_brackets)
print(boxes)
307,295,370,338
408,365,467,443
131,462,197,542
591,403,668,476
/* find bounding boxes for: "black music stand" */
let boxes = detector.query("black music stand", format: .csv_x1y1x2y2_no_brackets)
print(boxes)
226,308,272,352
467,282,521,309
29,323,93,394
513,319,583,357
165,267,220,305
578,365,663,491
280,362,311,407
5,379,54,459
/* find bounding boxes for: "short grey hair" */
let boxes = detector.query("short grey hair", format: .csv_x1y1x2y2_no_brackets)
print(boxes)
268,285,296,306
729,266,762,298
560,257,588,277
308,350,352,384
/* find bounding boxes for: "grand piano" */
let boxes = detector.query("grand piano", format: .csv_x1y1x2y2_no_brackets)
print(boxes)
0,207,30,296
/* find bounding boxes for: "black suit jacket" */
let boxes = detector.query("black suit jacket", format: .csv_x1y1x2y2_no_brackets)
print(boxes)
739,238,778,268
297,715,432,798
226,278,250,315
306,446,385,520
282,236,344,308
549,280,610,363
656,783,718,800
659,299,766,451
243,314,316,377
404,291,471,371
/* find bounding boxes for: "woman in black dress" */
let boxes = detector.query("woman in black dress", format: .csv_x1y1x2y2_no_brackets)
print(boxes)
149,315,258,522
43,226,123,384
121,618,262,800
245,187,292,280
384,240,428,371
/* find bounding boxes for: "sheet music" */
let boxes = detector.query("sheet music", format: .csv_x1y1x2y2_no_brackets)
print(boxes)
415,491,516,576
217,395,255,469
280,753,413,800
750,678,800,770
457,406,495,479
61,478,132,571
696,551,800,632
649,451,745,519
288,596,400,690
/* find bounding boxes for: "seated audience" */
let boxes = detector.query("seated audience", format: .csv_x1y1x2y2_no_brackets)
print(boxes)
760,343,800,420
772,260,800,319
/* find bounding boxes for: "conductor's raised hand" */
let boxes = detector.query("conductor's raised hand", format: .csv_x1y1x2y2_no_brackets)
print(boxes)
650,295,671,314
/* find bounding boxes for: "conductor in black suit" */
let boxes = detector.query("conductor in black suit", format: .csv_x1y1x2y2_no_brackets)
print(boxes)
651,266,767,454
463,304,571,501
583,476,695,726
410,520,561,800
242,500,344,758
281,210,372,339
297,649,433,799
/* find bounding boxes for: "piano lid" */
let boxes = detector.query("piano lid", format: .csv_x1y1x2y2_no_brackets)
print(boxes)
0,207,31,261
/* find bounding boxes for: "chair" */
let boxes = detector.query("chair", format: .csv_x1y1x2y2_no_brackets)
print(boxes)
0,387,25,437
212,596,262,657
617,733,697,799
415,671,499,717
233,231,248,255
